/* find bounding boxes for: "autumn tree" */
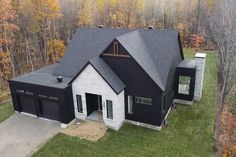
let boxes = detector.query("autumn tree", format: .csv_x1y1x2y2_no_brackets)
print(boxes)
206,0,236,155
31,0,63,64
0,0,18,93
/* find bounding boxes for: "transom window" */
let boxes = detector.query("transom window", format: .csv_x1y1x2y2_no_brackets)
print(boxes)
178,76,191,95
135,97,152,105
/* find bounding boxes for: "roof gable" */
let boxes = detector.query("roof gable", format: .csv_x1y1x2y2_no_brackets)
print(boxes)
115,31,165,90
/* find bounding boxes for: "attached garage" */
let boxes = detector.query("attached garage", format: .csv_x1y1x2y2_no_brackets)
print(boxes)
8,64,75,124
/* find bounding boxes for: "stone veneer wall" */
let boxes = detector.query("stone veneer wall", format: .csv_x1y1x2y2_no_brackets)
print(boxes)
194,53,206,101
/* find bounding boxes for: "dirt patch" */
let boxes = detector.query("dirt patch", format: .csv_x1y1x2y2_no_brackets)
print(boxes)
61,120,107,142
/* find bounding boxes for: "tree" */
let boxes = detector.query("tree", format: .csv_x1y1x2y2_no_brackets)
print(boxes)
206,0,236,155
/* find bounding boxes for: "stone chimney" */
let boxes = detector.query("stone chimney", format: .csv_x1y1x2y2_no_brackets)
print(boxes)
194,53,206,101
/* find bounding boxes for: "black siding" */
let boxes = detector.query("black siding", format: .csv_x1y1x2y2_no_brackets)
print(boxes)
8,81,75,124
102,56,163,126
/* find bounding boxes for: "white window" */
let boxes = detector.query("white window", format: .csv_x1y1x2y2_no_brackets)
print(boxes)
135,97,152,105
128,96,133,114
178,76,191,95
106,100,113,119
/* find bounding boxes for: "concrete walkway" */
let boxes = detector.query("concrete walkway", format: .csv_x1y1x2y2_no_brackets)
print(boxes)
0,113,61,157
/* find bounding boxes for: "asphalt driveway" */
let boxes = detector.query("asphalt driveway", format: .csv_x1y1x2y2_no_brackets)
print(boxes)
0,113,61,157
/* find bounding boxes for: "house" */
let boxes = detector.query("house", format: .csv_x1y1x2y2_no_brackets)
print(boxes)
8,27,206,130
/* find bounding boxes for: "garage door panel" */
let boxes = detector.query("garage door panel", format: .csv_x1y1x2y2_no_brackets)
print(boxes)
18,95,37,115
39,99,60,121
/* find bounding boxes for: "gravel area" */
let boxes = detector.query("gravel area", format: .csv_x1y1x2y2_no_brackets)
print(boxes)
62,120,107,142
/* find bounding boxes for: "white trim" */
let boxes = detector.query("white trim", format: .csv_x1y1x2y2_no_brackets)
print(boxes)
20,112,37,118
125,120,162,131
125,105,172,131
38,117,60,123
163,105,172,122
174,99,193,105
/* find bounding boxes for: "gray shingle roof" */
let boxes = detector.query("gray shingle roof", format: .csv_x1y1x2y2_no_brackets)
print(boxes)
53,28,130,77
89,57,126,94
12,28,183,91
178,59,196,69
12,64,72,89
52,28,183,90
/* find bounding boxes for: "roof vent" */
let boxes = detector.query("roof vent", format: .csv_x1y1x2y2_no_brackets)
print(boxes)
148,26,154,30
57,76,63,83
98,25,103,28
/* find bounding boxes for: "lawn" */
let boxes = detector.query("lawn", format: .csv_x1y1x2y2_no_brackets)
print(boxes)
32,49,217,157
0,101,14,123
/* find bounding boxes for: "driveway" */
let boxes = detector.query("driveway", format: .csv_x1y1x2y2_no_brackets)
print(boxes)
0,113,61,157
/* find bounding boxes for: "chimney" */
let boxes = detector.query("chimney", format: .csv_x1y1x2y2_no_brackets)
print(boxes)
57,76,63,83
98,25,103,28
194,53,206,101
147,26,154,30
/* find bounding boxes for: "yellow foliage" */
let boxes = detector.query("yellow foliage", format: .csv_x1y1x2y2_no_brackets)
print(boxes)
47,39,65,63
31,0,62,32
77,0,93,27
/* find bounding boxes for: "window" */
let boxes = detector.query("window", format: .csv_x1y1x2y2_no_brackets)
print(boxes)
76,95,83,113
135,97,152,105
49,96,58,101
113,42,119,54
178,76,191,95
106,100,113,119
128,96,133,114
25,91,33,95
16,90,24,93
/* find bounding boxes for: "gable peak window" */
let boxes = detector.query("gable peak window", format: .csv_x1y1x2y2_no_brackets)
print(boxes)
113,42,119,55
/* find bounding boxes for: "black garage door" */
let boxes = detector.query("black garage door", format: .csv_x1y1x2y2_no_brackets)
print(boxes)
18,93,37,115
17,92,60,121
39,98,60,121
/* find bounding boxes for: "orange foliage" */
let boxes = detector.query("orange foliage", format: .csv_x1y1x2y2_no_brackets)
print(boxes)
191,34,205,52
220,106,236,157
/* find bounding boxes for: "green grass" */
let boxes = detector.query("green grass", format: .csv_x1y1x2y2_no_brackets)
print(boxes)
0,102,14,123
32,49,217,157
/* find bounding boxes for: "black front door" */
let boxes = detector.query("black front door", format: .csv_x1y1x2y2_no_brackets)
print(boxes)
85,93,102,116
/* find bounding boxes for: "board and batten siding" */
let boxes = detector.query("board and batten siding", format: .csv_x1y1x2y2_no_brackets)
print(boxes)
72,64,125,130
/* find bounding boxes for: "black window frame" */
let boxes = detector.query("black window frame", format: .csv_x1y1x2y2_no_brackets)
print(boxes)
128,95,133,114
106,100,113,119
76,95,83,113
135,96,152,105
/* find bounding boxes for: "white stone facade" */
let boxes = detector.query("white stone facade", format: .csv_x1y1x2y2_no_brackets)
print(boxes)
72,64,125,130
194,53,206,101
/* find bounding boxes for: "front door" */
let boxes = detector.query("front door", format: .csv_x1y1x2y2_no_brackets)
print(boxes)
85,93,102,116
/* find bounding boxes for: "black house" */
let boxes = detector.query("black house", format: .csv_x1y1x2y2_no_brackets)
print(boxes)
9,28,206,130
